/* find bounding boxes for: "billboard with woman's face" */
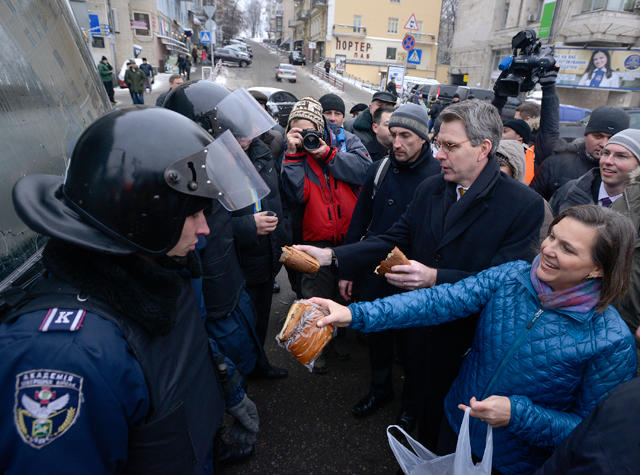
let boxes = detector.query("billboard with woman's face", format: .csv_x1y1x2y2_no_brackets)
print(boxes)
555,47,640,90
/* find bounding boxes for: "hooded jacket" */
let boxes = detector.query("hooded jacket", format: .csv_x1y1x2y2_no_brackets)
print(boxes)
348,261,637,474
530,139,598,201
281,120,371,244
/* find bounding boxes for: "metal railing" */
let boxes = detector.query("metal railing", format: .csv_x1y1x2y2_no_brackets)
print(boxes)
312,65,344,91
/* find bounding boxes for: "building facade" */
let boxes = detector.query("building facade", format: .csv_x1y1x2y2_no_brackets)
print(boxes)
449,0,640,108
279,0,443,86
84,0,199,77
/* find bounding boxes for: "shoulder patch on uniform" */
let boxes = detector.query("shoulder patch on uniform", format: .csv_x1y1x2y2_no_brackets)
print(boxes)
39,308,86,332
14,370,83,448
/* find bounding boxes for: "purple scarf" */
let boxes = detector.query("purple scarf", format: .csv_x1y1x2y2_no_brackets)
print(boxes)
530,255,602,313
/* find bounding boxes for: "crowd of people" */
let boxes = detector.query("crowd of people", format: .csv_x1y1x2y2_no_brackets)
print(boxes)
2,58,640,475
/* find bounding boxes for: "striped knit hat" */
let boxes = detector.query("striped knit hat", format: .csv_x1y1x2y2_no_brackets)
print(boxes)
388,103,429,140
287,97,324,132
607,129,640,163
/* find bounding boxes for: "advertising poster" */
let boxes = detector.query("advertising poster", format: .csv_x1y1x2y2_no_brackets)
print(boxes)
335,54,346,74
387,65,406,94
555,47,640,91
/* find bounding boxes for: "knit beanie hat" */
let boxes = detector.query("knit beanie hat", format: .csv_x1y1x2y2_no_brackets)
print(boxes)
607,129,640,163
287,97,324,131
503,119,532,144
584,106,630,136
496,139,526,183
319,93,345,115
387,103,430,140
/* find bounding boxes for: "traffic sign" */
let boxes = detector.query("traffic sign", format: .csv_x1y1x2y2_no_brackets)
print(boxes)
404,14,419,30
200,31,212,44
402,35,415,52
407,49,422,64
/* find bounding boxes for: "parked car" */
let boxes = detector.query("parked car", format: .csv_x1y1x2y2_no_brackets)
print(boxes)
227,43,253,58
247,86,299,127
425,84,460,106
289,50,306,66
214,48,251,67
275,63,297,83
454,86,495,102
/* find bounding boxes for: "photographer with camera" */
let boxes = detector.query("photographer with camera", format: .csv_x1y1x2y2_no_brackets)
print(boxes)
281,97,372,372
492,30,560,172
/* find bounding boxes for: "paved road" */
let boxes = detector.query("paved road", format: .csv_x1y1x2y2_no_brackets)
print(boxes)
221,42,403,475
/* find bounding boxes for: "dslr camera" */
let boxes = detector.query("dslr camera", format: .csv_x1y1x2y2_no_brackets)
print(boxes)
300,129,323,151
494,29,557,97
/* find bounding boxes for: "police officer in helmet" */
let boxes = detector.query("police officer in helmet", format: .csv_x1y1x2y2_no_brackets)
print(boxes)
0,107,265,472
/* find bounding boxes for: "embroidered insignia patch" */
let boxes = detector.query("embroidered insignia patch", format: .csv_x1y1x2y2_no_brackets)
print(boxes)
14,370,83,448
39,308,86,332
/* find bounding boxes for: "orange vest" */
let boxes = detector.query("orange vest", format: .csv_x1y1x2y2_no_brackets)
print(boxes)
524,145,535,184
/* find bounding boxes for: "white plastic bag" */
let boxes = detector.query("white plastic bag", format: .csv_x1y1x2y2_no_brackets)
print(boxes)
387,408,493,475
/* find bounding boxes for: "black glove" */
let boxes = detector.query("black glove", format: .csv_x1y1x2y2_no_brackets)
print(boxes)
539,68,558,87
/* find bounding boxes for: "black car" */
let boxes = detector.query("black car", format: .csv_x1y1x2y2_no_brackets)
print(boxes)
248,87,299,127
289,51,306,66
213,48,251,67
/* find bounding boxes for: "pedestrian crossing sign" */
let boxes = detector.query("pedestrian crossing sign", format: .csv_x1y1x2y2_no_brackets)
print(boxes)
200,31,211,44
404,14,419,31
407,49,422,65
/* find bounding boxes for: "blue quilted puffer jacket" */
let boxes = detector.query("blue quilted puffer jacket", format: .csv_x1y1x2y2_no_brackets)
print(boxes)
349,260,637,475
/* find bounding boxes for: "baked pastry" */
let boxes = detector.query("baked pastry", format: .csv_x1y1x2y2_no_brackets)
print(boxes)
277,300,334,368
279,246,320,274
374,246,410,276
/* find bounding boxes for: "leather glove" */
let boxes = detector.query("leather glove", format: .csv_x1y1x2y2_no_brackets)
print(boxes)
227,418,258,447
539,67,558,87
227,394,259,434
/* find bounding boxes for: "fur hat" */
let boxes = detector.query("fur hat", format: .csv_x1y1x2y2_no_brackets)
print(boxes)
287,97,324,131
496,139,526,183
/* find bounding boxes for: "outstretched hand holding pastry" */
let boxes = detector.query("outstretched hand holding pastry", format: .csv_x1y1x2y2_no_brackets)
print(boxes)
309,297,352,328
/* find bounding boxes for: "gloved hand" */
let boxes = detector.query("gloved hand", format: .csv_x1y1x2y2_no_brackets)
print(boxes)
539,67,558,87
227,418,258,447
227,394,259,434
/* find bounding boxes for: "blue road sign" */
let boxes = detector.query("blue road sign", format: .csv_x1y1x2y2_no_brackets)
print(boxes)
407,49,422,65
200,31,211,44
402,35,415,51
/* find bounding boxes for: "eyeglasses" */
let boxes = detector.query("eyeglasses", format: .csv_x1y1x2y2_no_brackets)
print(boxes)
433,138,472,153
600,149,635,162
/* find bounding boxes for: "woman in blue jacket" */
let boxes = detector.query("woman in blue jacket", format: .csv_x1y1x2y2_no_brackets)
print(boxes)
312,205,637,475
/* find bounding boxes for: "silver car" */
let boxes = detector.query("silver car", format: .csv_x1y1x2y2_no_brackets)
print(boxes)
275,63,297,83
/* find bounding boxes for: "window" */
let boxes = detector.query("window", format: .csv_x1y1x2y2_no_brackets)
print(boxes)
492,48,511,71
92,36,105,48
386,47,397,60
390,0,400,3
388,17,398,33
417,20,423,33
582,0,634,11
503,2,510,27
132,11,151,37
353,15,362,33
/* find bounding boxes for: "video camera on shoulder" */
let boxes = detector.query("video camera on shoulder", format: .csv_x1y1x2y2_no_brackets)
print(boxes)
301,129,323,151
494,29,557,97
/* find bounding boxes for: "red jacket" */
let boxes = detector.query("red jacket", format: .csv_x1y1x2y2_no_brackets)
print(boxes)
282,133,371,244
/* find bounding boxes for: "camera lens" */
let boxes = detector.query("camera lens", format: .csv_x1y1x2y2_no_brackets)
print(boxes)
303,133,321,151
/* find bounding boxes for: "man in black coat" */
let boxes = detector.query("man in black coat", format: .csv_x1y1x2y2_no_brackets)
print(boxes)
339,104,441,421
298,99,544,448
344,91,396,158
232,139,289,353
530,106,629,200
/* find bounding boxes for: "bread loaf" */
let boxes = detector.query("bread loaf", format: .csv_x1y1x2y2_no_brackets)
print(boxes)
277,300,333,368
374,246,410,276
279,246,320,274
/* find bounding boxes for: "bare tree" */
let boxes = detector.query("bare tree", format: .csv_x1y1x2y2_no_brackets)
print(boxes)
246,0,263,38
437,0,459,65
217,0,246,42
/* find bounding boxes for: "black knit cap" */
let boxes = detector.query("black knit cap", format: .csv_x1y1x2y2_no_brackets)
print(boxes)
388,103,429,140
318,93,345,115
503,119,532,144
349,103,368,114
584,106,630,136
